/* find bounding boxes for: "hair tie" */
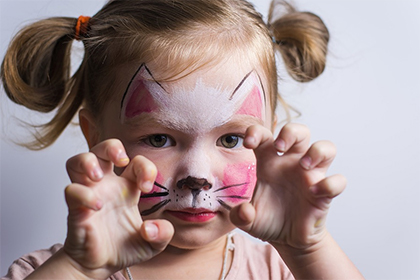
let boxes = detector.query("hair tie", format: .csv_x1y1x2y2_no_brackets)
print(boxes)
75,15,91,40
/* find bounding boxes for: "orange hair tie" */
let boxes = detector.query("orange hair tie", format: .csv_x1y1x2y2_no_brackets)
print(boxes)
74,15,91,40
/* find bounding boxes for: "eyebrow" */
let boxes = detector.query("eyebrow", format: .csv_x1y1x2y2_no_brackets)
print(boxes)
213,115,264,132
123,113,163,128
123,112,263,133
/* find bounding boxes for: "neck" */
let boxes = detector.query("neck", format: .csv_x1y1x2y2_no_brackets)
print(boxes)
127,234,233,280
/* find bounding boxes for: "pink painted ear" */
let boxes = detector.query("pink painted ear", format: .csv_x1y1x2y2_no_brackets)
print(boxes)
120,64,158,121
233,71,265,120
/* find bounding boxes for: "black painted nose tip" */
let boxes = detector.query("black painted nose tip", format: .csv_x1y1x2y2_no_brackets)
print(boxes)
176,176,212,190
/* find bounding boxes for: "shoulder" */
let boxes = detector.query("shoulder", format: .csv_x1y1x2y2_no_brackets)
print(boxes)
1,244,63,280
228,232,294,280
1,244,126,280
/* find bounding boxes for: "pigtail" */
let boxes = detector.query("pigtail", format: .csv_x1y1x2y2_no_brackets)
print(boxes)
268,0,329,82
1,17,85,149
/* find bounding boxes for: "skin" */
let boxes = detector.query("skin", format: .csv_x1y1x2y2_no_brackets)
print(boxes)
25,59,364,280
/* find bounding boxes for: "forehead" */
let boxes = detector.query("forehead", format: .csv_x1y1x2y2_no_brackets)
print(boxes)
118,61,271,132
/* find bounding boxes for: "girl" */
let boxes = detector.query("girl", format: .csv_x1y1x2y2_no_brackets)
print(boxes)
1,0,363,279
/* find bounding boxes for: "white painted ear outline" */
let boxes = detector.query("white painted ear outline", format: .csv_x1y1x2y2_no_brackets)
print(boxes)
120,63,166,122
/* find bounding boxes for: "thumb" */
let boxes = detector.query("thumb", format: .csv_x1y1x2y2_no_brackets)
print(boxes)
229,202,256,233
140,220,174,253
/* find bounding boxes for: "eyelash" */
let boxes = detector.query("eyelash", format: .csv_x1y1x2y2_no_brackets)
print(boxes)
217,134,244,149
140,134,175,148
140,134,244,149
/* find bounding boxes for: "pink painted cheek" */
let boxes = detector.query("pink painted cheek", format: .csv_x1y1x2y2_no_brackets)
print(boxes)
139,171,168,204
220,162,257,205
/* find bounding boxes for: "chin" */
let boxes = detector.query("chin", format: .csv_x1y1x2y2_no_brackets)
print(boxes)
169,224,235,249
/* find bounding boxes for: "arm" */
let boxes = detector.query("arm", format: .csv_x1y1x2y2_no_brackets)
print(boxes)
230,123,363,279
25,249,93,280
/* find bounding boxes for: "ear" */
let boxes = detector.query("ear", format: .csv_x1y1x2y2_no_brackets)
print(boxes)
79,108,100,149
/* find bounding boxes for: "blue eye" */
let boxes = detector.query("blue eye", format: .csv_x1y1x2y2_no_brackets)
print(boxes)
145,134,174,148
218,134,243,149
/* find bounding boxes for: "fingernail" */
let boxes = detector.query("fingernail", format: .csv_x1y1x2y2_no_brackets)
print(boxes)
245,136,256,147
95,199,103,211
145,222,158,239
92,167,104,180
309,186,318,195
118,151,130,165
300,156,312,170
276,139,286,152
142,180,154,193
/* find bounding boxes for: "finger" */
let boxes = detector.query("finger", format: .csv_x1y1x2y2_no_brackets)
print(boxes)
274,123,311,155
229,202,256,232
140,220,174,252
121,155,158,193
66,153,104,184
243,125,276,157
90,139,130,170
65,183,102,211
300,140,337,171
309,174,347,198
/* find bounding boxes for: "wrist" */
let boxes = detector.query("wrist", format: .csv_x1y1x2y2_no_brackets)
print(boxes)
271,232,364,279
271,231,330,270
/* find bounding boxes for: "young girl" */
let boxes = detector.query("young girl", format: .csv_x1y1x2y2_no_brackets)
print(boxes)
1,0,363,279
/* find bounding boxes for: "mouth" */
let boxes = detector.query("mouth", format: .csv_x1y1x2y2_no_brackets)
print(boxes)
166,208,217,223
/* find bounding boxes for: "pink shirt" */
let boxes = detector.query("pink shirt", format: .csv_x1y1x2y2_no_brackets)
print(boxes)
2,233,294,279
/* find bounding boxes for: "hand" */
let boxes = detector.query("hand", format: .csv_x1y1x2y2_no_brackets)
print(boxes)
64,139,174,278
230,123,346,250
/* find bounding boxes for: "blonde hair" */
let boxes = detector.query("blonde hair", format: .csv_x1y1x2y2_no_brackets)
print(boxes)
1,0,329,150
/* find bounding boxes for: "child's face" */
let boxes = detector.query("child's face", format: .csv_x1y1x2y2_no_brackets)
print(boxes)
99,60,272,249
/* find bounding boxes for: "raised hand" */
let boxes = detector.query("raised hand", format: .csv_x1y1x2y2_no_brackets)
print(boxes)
64,139,174,278
230,123,346,249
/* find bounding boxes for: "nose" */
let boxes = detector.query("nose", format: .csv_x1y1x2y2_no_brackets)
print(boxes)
175,142,214,185
176,176,212,191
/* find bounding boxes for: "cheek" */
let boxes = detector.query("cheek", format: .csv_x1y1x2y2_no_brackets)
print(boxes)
140,171,168,203
220,162,256,204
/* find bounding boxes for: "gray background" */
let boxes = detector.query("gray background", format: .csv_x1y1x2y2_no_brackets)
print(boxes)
1,0,419,279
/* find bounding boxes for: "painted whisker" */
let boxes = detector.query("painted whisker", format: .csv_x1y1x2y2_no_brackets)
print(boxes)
154,181,168,190
213,182,248,193
216,195,250,200
141,191,169,198
141,199,171,216
217,199,232,210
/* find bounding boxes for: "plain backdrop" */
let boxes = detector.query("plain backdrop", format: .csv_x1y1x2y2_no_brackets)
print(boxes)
1,0,419,279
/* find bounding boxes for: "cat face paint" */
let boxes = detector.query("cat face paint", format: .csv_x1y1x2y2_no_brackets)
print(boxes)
139,162,256,217
120,64,266,130
120,64,265,218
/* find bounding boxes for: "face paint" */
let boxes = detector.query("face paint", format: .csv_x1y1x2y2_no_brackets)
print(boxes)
216,162,256,206
139,162,256,216
120,65,158,120
122,64,264,217
234,72,265,120
120,64,266,131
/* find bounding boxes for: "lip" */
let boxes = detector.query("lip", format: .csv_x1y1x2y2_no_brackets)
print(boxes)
166,208,217,223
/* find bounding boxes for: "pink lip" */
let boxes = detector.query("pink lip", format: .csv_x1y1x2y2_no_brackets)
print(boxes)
166,208,217,223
